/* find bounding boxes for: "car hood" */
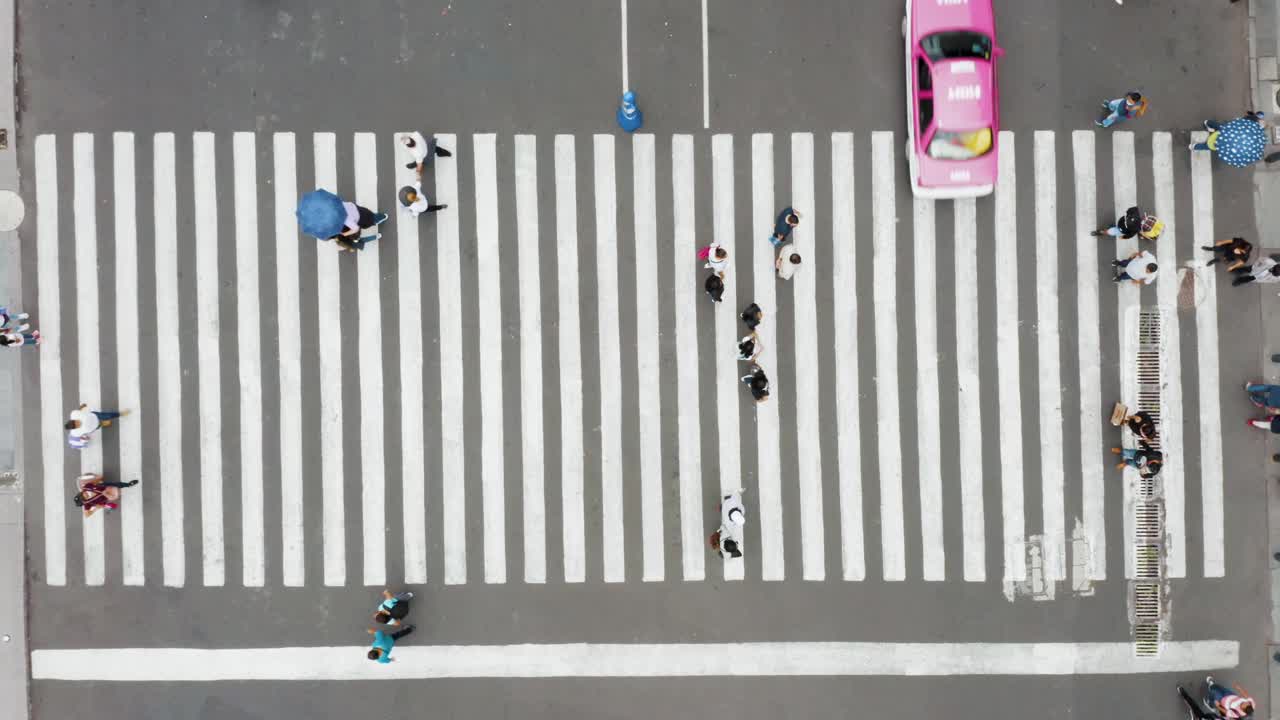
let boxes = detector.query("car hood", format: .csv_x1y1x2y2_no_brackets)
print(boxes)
931,58,994,130
912,1,995,37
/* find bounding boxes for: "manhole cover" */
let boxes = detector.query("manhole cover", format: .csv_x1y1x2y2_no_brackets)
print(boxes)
0,190,24,231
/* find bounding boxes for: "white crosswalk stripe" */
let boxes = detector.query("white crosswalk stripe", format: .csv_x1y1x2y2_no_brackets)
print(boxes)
28,130,1232,588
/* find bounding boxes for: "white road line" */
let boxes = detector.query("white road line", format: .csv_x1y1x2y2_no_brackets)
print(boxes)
594,135,625,584
701,0,710,129
233,132,265,588
395,133,427,586
274,133,305,587
313,132,346,587
672,134,704,582
436,132,466,585
555,135,586,585
994,130,1025,584
33,641,1239,681
1191,130,1224,578
871,132,905,581
113,132,144,586
1112,131,1139,581
354,132,386,587
1072,131,1105,582
1151,132,1186,579
153,133,184,587
712,134,744,581
74,133,104,586
954,197,984,582
192,132,224,587
791,133,825,581
474,134,507,585
514,135,547,584
633,134,665,582
751,133,784,581
830,132,864,582
35,135,65,587
620,0,629,91
912,194,943,581
1034,131,1066,583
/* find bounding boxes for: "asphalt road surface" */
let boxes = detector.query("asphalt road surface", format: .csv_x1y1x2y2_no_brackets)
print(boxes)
14,1,1268,719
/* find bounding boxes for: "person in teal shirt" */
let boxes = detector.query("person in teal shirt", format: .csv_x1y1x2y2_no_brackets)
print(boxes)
367,624,415,663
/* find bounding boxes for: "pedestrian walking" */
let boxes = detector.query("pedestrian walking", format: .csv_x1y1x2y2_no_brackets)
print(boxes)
705,273,725,303
1111,250,1158,284
372,589,415,627
1245,382,1280,410
0,306,29,332
710,488,747,560
367,624,415,663
328,200,388,252
737,331,763,362
1191,111,1265,153
740,302,763,330
1231,255,1280,286
1203,676,1255,718
768,207,801,247
398,184,448,217
775,244,801,281
65,403,126,449
0,329,40,348
1091,205,1162,241
72,473,139,518
1122,409,1158,441
1177,685,1219,720
699,242,729,276
740,364,770,404
399,132,452,173
709,530,742,559
1204,237,1253,270
1110,439,1163,478
1095,91,1147,128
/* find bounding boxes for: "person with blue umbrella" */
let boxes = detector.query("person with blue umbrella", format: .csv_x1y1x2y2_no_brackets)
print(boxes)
296,189,389,252
1190,111,1269,168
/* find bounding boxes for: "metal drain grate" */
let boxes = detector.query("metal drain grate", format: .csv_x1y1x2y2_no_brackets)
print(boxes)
1133,582,1162,620
1134,623,1161,657
1130,309,1168,659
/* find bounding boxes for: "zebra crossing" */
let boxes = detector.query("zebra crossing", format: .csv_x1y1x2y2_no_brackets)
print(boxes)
28,128,1227,588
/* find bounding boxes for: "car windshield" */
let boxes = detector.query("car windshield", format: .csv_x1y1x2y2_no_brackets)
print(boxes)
921,31,992,62
927,128,993,160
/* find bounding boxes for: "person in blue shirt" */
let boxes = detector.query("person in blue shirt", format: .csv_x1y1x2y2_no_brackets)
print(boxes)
1246,383,1280,411
367,624,415,663
769,207,800,248
372,589,414,627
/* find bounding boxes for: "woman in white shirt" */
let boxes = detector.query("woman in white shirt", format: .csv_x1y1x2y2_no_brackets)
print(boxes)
775,244,802,280
1233,255,1280,286
704,243,729,276
737,332,763,362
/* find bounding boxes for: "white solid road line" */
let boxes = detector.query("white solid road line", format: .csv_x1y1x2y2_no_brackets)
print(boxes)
673,134,705,582
1192,130,1225,578
113,132,144,586
555,134,586,585
701,0,710,129
871,132,905,581
1152,132,1187,579
396,133,428,586
1072,131,1105,582
153,133,184,587
913,194,944,581
830,132,865,582
594,135,625,584
474,134,507,585
514,135,547,584
274,133,306,587
1113,131,1139,581
995,131,1025,584
752,133,784,581
791,133,825,582
234,132,266,588
633,133,665,582
436,133,466,585
32,640,1238,681
954,198,984,582
313,132,346,587
619,0,629,91
712,133,744,581
1034,131,1066,582
74,133,105,586
355,132,386,587
35,135,65,587
193,132,225,587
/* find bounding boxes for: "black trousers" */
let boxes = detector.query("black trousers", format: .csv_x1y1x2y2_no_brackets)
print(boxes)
355,205,378,229
389,626,414,641
1177,686,1217,720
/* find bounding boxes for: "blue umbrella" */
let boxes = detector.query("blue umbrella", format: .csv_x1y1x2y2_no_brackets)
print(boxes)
296,189,346,239
1214,117,1268,168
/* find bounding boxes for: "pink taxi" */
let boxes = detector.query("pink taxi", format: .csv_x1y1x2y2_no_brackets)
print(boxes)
903,0,1003,198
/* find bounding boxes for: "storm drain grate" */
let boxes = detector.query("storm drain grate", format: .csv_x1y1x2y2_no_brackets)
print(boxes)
1130,309,1168,659
1134,623,1161,657
1133,582,1162,620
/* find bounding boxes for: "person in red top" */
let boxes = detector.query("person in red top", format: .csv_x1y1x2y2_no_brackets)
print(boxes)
72,473,139,517
1204,676,1255,718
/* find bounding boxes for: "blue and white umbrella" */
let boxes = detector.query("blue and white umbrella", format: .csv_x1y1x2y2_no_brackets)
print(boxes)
1214,117,1268,168
296,189,346,239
